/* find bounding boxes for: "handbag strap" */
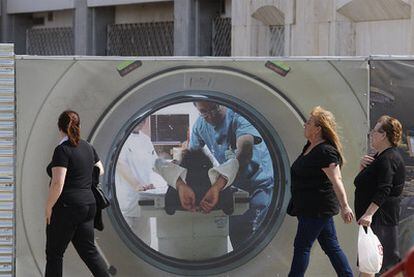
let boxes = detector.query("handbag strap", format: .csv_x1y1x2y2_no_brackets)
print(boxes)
86,141,101,186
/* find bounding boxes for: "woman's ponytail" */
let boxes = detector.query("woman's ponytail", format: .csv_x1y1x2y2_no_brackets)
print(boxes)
58,110,81,146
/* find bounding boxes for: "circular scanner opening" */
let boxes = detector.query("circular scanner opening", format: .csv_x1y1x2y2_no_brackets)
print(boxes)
106,92,290,275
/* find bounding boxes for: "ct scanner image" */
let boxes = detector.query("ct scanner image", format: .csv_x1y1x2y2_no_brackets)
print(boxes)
16,57,368,276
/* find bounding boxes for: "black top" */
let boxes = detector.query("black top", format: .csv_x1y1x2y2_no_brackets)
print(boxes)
354,147,405,225
47,139,99,207
287,142,341,217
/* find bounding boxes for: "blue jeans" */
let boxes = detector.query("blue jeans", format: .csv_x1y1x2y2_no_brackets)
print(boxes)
288,216,353,277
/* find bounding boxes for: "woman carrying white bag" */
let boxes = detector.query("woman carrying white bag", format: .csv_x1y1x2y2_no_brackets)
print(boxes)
354,115,406,276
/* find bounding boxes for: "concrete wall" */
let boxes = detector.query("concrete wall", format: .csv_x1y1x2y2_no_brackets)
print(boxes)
232,0,414,56
32,10,73,29
355,20,410,55
232,0,294,56
7,0,74,13
5,0,414,56
232,0,356,56
289,0,320,56
114,2,173,24
88,0,172,7
6,0,172,13
223,0,232,18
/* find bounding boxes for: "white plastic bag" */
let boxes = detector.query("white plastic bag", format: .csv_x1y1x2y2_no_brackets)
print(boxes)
358,225,383,274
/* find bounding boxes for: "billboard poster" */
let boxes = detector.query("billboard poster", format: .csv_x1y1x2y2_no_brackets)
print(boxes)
370,60,414,257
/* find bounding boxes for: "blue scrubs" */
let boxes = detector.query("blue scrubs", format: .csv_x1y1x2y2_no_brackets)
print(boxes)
189,109,274,248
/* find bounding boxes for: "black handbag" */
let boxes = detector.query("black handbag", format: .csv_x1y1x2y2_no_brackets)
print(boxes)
92,166,110,209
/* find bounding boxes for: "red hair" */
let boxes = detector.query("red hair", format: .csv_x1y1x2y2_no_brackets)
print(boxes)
58,110,81,146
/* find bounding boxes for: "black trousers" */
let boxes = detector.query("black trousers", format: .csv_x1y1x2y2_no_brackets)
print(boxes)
371,221,400,275
45,203,110,277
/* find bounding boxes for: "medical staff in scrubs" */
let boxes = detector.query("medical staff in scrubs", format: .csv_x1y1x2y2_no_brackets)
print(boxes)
185,101,274,248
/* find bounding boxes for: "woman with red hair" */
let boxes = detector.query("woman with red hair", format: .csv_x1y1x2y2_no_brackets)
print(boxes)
45,110,110,277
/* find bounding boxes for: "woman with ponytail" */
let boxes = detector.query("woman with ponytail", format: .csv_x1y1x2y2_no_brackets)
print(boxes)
45,110,110,277
287,106,354,277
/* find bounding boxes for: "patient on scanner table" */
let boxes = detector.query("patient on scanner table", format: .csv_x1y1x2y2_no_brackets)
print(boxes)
154,149,238,215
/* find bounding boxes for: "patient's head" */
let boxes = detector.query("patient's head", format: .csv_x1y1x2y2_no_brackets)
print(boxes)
180,149,213,204
180,149,213,170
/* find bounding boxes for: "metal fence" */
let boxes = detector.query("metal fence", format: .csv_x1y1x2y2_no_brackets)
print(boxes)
0,44,15,277
269,25,285,56
107,22,174,56
26,27,74,55
212,17,231,56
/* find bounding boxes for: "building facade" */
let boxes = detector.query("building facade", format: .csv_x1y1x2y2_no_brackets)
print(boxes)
0,0,229,56
1,0,413,57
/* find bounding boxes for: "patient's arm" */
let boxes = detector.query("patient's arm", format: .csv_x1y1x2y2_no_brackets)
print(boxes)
176,177,196,212
199,175,227,213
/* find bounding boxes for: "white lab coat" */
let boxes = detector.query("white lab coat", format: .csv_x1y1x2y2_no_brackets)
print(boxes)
115,132,166,218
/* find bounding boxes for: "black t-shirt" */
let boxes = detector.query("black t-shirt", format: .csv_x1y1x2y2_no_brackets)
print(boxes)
47,139,99,206
354,147,405,225
287,142,341,217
